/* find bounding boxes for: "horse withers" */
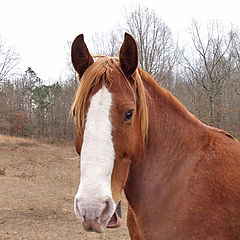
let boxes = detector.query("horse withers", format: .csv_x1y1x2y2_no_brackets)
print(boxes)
71,33,240,239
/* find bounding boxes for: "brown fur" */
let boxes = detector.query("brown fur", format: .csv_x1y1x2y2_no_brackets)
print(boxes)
71,33,240,239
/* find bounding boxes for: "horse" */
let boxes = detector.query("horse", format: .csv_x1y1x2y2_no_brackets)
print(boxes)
71,33,240,239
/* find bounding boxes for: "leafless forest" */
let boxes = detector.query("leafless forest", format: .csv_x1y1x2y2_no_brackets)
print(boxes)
1,6,240,140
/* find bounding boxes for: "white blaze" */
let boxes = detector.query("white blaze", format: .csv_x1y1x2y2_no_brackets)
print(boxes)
74,86,115,222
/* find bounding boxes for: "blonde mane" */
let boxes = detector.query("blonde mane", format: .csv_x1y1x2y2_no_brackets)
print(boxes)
71,57,148,143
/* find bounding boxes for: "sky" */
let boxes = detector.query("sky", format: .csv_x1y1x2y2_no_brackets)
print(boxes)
0,0,240,82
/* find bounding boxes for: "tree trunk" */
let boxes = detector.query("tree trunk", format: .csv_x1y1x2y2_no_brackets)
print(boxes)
209,94,213,126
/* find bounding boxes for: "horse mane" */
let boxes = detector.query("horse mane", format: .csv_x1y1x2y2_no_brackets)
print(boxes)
71,57,148,143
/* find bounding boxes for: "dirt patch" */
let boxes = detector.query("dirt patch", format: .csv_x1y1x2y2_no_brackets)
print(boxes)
0,135,130,240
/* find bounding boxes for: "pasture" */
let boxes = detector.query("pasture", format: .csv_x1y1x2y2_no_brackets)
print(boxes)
0,135,130,239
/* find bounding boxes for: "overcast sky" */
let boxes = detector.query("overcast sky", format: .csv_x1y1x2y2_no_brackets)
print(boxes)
1,0,240,82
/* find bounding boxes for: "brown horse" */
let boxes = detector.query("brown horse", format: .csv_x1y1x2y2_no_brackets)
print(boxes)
71,33,240,239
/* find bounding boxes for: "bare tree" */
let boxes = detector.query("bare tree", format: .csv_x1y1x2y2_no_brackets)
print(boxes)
123,5,179,82
182,20,236,126
65,41,79,88
91,30,121,57
0,36,20,82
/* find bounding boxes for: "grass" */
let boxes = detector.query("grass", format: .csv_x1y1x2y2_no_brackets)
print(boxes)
0,134,73,147
0,134,38,146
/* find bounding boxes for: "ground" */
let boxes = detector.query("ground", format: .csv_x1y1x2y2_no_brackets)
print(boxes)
0,135,130,240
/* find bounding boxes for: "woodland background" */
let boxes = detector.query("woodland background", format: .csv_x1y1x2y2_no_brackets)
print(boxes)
1,6,240,140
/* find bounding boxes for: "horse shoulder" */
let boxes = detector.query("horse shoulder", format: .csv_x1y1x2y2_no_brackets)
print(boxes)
183,130,240,238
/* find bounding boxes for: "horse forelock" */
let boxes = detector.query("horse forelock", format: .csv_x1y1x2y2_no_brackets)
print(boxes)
71,56,149,144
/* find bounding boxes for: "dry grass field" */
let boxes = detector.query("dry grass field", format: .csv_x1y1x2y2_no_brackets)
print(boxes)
0,135,130,240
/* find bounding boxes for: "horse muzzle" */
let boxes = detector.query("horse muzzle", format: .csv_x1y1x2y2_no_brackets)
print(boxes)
74,195,116,233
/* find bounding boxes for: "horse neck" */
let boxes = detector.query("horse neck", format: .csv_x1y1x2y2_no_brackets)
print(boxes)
124,74,205,231
142,71,203,166
144,76,203,160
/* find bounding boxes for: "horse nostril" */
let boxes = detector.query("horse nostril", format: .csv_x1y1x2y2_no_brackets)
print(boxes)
100,198,115,223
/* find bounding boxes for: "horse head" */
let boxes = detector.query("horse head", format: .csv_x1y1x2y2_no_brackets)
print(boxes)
71,33,148,232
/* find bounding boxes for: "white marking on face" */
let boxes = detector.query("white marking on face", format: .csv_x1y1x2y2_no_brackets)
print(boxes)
74,86,116,224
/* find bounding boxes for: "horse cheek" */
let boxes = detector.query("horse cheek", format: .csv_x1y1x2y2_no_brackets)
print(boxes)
130,116,144,160
111,157,131,204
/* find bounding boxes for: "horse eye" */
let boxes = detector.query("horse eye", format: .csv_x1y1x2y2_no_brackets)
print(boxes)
124,109,134,122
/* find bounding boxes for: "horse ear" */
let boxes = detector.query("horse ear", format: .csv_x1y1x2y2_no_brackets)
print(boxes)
119,33,138,78
71,34,94,78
